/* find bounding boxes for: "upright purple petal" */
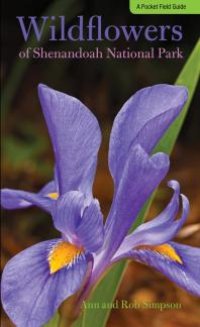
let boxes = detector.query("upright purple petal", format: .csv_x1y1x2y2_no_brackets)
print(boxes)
76,199,104,253
1,239,88,327
112,242,200,297
109,85,188,185
38,84,102,196
104,144,169,261
53,193,104,252
53,191,85,243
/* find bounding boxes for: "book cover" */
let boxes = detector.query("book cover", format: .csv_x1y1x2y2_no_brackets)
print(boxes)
1,1,200,326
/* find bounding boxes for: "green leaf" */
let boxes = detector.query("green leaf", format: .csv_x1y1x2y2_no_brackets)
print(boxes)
73,39,200,327
1,0,83,115
43,312,60,327
72,314,85,327
154,39,200,154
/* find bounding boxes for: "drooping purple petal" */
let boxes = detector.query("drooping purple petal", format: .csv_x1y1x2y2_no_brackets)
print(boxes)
104,144,170,261
1,239,88,327
1,188,53,213
132,196,189,245
38,84,102,197
76,199,104,252
109,85,188,185
115,181,189,254
53,191,85,243
112,242,200,297
135,180,181,231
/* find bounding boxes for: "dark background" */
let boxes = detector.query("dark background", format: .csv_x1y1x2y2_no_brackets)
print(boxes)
1,0,200,326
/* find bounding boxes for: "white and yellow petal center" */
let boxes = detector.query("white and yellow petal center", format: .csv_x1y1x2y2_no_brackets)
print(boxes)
48,241,84,274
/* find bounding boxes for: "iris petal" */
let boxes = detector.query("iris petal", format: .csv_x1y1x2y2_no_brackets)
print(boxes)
53,191,85,242
115,180,189,254
54,193,104,252
104,144,169,261
38,84,101,197
1,239,87,327
40,180,58,197
109,84,188,186
1,187,54,213
135,180,181,231
112,242,200,297
77,199,104,252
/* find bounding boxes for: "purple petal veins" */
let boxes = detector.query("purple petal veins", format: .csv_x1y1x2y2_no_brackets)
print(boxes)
113,180,190,254
0,188,54,212
109,84,188,186
104,144,170,261
1,240,88,327
113,242,200,297
38,84,102,197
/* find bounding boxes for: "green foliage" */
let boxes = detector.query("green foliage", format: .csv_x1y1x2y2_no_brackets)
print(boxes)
154,40,200,154
44,313,60,327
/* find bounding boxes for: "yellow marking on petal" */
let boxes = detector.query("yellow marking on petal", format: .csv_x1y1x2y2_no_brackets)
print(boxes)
47,192,59,200
137,244,183,264
48,241,84,274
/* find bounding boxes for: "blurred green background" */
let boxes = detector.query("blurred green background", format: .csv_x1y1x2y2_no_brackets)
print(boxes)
1,0,200,326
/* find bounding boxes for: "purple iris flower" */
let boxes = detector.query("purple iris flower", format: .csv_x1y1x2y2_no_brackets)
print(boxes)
1,84,200,327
